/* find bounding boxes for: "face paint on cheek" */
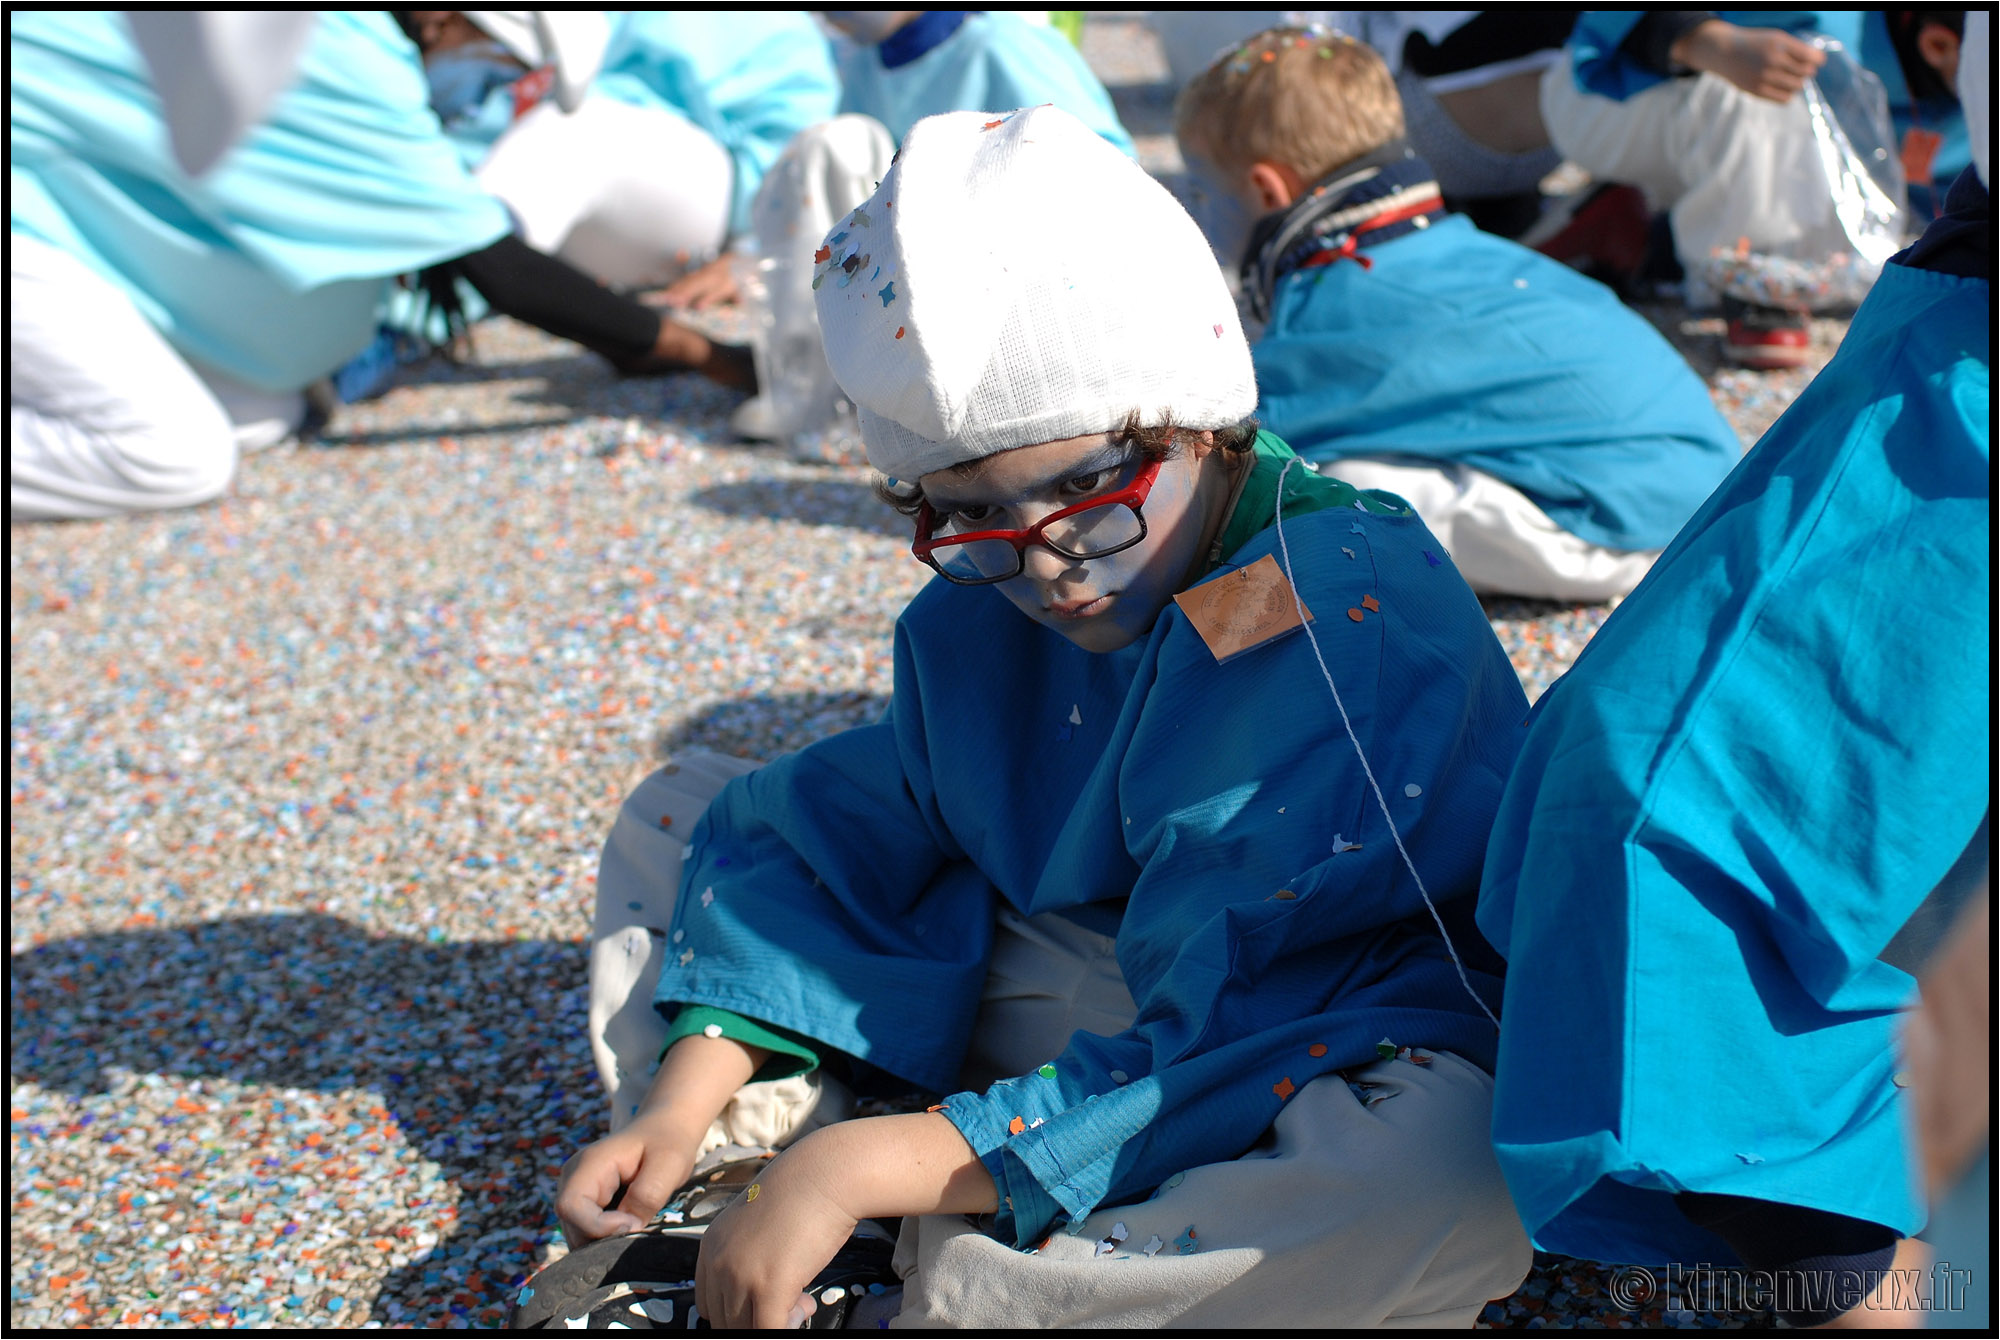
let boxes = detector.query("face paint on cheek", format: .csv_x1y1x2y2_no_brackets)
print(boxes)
1001,458,1206,649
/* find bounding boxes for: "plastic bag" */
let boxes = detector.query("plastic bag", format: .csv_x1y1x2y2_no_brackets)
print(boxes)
1702,40,1908,312
1802,38,1907,267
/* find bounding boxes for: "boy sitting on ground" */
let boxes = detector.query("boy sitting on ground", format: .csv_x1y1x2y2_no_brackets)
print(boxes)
556,105,1533,1329
1176,28,1742,604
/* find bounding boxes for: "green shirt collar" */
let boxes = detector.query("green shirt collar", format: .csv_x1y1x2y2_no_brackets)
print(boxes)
1210,431,1411,571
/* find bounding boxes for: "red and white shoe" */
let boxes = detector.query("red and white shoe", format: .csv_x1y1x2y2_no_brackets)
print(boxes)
1722,300,1812,370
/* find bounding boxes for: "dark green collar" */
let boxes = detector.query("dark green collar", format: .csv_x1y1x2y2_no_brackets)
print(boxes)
1209,431,1411,571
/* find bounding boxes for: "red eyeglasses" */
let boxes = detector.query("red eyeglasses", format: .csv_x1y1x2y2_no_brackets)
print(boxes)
912,458,1163,585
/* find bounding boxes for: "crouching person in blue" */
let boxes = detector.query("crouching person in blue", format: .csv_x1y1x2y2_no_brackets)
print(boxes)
559,106,1534,1328
1174,29,1742,605
1475,31,1991,1330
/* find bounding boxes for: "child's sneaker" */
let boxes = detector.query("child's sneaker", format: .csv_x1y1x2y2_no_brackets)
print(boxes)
1722,298,1812,370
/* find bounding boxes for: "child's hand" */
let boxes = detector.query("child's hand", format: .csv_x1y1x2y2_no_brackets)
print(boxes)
553,1114,699,1247
695,1136,855,1329
694,1112,997,1328
1673,21,1826,102
657,254,742,311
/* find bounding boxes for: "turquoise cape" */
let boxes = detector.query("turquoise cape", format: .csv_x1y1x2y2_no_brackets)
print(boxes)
1476,255,1990,1265
1254,214,1741,551
836,12,1133,156
9,11,511,392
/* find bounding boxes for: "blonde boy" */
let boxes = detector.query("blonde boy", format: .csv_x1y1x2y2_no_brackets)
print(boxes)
1176,28,1741,605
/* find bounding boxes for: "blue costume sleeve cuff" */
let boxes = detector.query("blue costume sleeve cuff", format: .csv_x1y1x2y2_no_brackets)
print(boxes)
936,1080,1082,1248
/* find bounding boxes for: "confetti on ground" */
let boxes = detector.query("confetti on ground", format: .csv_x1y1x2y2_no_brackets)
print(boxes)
8,16,1841,1331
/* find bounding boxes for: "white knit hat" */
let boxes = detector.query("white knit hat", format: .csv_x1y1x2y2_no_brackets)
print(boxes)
812,105,1257,479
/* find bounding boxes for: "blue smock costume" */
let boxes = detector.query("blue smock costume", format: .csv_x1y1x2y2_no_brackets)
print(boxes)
1476,169,1991,1267
9,11,511,393
657,434,1525,1245
836,12,1133,156
440,12,837,239
1250,155,1741,553
1564,12,1864,102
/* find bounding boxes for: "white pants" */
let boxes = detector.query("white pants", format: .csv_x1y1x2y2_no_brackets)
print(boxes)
476,97,734,290
10,233,302,522
1540,53,1850,302
1326,456,1660,603
591,751,1532,1328
738,115,896,439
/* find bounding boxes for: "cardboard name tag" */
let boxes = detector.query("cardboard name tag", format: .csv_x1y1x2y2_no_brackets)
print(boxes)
1173,554,1313,663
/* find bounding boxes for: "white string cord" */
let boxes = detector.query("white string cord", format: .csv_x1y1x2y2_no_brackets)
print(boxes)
1272,459,1501,1030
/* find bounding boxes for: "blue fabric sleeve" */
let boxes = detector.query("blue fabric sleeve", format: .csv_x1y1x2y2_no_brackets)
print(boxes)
1567,12,1661,100
935,496,1525,1244
652,627,997,1094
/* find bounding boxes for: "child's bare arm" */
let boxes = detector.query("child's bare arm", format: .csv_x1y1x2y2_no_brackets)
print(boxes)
1671,21,1826,102
553,1033,771,1245
695,1113,996,1329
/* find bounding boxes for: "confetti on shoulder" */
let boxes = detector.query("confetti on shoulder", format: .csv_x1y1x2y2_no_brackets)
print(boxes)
1008,1115,1026,1135
1272,1076,1295,1100
1174,1226,1200,1255
878,282,897,307
1140,1235,1165,1257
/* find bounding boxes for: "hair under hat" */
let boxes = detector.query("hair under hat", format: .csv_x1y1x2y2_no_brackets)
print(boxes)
812,105,1257,480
